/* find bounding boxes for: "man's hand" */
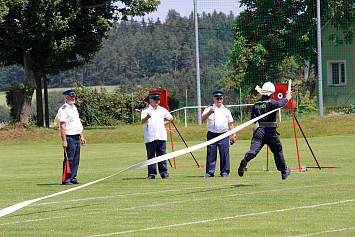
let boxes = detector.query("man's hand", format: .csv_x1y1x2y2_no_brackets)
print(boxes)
141,112,152,124
286,91,292,100
202,107,215,121
164,117,173,125
230,135,236,145
81,137,86,146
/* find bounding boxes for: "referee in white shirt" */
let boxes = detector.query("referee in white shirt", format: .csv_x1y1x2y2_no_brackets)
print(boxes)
202,90,236,178
57,89,86,185
141,92,173,179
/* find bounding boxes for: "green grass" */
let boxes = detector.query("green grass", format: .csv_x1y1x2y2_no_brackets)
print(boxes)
0,130,354,235
1,113,354,145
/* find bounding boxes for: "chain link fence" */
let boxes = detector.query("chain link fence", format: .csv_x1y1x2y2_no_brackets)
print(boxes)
188,0,354,121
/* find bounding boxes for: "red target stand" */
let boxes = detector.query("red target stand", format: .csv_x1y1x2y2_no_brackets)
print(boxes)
149,90,200,169
264,83,341,172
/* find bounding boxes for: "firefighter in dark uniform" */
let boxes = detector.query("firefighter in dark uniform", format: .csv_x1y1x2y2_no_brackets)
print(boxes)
238,82,292,180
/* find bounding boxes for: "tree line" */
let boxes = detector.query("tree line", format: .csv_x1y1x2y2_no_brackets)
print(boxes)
2,1,353,126
0,10,237,107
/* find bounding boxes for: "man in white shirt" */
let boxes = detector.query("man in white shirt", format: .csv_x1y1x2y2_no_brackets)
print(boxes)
141,92,173,179
57,89,86,185
202,90,236,178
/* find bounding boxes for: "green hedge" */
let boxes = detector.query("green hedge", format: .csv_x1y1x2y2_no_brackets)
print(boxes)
74,83,149,126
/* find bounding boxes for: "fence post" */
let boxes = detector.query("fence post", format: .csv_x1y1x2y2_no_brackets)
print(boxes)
184,107,187,127
296,85,299,117
316,0,324,116
132,92,134,124
240,87,243,122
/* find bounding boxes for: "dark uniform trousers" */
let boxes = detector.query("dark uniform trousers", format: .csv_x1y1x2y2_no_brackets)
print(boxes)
206,131,230,177
244,127,287,173
145,140,169,178
63,134,81,183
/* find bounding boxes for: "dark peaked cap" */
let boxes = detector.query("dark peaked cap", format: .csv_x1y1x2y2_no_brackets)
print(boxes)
149,92,161,99
213,90,224,97
63,89,76,97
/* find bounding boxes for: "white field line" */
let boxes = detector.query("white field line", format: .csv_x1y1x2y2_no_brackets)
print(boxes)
30,184,244,206
1,182,353,226
291,227,355,236
30,182,354,207
85,200,355,237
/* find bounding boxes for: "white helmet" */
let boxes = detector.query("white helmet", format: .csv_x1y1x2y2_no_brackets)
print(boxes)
255,82,275,96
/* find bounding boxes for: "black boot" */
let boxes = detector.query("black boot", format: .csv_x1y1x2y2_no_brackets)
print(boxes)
282,168,291,180
238,159,247,177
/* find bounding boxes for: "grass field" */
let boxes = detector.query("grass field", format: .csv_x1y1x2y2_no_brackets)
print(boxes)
1,114,354,144
1,122,354,236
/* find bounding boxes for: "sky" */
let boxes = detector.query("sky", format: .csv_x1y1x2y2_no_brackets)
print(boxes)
125,0,244,22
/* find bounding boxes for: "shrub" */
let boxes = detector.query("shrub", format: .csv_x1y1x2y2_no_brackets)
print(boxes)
339,104,355,114
0,105,10,123
297,90,318,115
74,83,149,126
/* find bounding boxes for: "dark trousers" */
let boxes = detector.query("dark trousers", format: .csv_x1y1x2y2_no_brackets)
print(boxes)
63,135,81,183
206,131,230,177
145,140,169,178
244,128,287,173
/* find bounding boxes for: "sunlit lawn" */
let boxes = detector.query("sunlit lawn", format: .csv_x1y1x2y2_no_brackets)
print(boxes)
1,135,354,236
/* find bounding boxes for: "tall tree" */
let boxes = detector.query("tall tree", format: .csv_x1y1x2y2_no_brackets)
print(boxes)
0,0,159,127
326,0,355,44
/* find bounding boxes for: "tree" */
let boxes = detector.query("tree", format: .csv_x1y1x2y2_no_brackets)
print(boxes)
0,0,159,128
1,9,238,109
326,0,355,44
224,0,355,92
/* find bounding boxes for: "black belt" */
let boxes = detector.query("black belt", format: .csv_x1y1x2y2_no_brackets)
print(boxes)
208,131,225,135
259,122,278,127
66,134,80,137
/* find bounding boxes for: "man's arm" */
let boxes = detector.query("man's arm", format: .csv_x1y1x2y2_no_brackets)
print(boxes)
202,107,214,121
164,117,173,125
60,122,67,149
228,122,237,143
272,92,292,109
141,112,151,124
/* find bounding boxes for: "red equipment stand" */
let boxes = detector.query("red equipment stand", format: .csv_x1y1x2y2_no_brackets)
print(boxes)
264,84,340,172
265,104,322,172
149,89,200,169
290,101,322,171
170,121,200,168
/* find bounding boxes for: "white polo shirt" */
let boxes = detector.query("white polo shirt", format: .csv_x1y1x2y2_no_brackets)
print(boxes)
57,102,83,135
141,105,172,143
202,104,233,133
